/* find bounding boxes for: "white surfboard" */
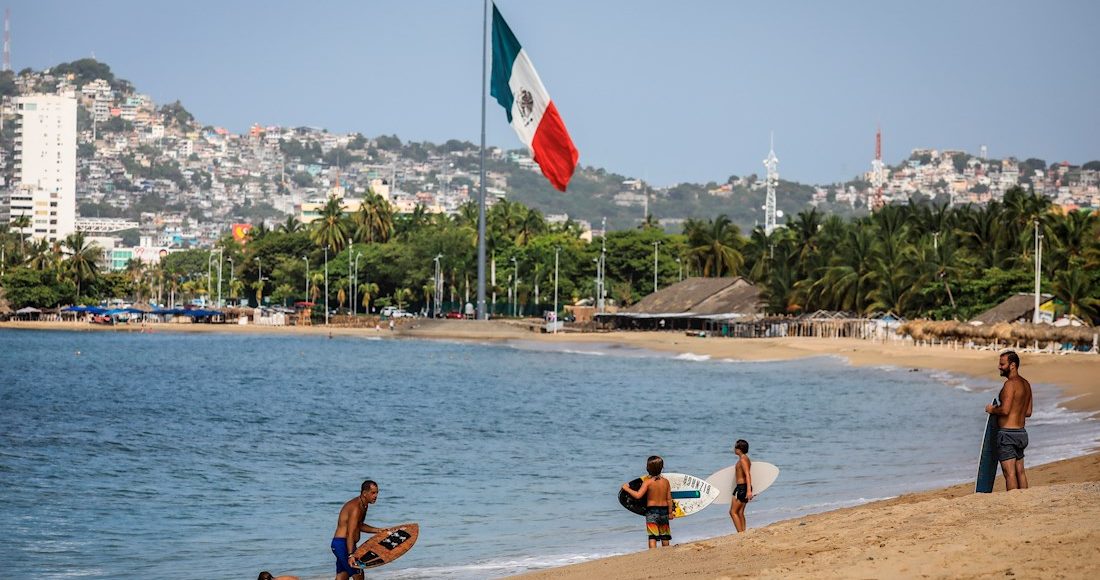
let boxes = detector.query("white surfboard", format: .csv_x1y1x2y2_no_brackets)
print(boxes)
619,472,721,518
705,461,780,505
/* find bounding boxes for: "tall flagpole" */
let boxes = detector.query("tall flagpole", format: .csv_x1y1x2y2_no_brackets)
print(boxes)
477,0,489,320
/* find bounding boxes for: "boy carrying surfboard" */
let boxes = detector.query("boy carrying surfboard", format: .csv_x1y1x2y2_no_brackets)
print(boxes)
620,455,675,548
730,439,753,533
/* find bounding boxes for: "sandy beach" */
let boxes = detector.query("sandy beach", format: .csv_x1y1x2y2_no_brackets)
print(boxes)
4,319,1100,578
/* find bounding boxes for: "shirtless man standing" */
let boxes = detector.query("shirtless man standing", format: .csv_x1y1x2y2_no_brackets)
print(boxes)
331,480,384,580
985,351,1033,491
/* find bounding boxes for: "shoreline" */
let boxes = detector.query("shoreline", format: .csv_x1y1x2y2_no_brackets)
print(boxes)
5,319,1100,577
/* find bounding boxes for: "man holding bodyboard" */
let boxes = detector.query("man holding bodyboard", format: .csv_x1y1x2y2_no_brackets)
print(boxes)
331,480,384,580
985,351,1033,491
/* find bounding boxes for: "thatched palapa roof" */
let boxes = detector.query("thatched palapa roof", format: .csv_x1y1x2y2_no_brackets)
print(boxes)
619,277,762,318
971,293,1053,325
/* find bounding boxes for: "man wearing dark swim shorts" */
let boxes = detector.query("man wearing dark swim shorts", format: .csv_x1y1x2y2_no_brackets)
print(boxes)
997,428,1028,461
986,351,1033,491
331,480,383,580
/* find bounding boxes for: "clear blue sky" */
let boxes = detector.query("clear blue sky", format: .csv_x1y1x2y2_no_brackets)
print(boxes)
12,0,1100,186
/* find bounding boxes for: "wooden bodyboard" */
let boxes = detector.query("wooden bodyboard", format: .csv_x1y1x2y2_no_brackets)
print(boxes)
976,398,1000,493
352,522,419,569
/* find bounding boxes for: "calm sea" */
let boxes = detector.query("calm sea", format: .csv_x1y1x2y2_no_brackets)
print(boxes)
1,329,1096,579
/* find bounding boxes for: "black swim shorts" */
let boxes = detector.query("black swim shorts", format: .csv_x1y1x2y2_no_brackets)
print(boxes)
733,483,748,503
996,428,1028,461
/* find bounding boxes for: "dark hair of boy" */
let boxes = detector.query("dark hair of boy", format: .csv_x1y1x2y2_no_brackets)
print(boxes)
1002,350,1020,368
646,455,664,476
362,479,378,492
735,439,749,453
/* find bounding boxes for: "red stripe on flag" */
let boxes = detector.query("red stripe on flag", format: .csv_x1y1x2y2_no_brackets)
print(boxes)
530,101,579,192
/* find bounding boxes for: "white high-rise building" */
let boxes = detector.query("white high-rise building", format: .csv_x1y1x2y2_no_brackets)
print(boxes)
10,94,77,243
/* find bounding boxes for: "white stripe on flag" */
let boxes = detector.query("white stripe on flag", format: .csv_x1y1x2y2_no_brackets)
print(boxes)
506,49,550,148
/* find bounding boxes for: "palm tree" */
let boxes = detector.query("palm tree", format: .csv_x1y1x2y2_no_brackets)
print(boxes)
360,281,379,313
456,200,479,230
394,288,412,310
353,191,395,244
311,196,349,251
252,279,265,306
310,272,324,303
278,215,303,234
229,278,245,304
808,227,878,313
1052,269,1098,321
63,232,102,300
1046,209,1098,273
514,208,546,246
11,214,31,256
684,215,744,277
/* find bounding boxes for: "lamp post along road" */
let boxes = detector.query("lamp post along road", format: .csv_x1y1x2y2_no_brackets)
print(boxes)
512,257,519,318
352,251,362,316
226,258,234,305
324,245,329,325
553,246,560,334
302,256,309,303
254,257,262,307
652,240,660,293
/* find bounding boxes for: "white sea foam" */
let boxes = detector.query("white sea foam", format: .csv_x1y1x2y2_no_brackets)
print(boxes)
674,352,711,362
561,349,606,356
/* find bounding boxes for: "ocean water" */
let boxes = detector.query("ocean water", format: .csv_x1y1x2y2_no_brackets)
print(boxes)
1,330,1097,579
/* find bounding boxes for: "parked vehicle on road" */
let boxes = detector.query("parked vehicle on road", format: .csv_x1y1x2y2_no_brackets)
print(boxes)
380,306,413,318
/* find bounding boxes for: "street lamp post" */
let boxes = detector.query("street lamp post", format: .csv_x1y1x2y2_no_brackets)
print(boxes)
226,258,234,305
324,245,329,325
652,240,661,293
1033,220,1043,324
352,251,363,316
599,216,606,313
433,254,443,318
553,246,560,334
207,249,223,307
254,257,262,307
676,257,682,282
511,257,518,318
302,256,309,303
216,250,223,307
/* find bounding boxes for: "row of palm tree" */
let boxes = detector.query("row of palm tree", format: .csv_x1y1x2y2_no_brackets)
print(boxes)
2,187,1096,321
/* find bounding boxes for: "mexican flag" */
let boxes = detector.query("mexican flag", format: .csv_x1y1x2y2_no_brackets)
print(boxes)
490,3,579,192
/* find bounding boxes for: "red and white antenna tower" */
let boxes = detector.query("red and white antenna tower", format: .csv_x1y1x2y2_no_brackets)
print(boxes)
3,8,10,72
870,126,885,211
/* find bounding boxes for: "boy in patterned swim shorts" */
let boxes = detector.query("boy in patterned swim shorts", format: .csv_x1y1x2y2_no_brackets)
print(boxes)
621,455,674,548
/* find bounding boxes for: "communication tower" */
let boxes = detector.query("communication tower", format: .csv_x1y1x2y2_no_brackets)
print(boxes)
763,133,779,234
870,127,885,211
3,8,10,72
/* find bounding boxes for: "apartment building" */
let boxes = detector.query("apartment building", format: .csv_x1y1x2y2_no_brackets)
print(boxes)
10,94,78,243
